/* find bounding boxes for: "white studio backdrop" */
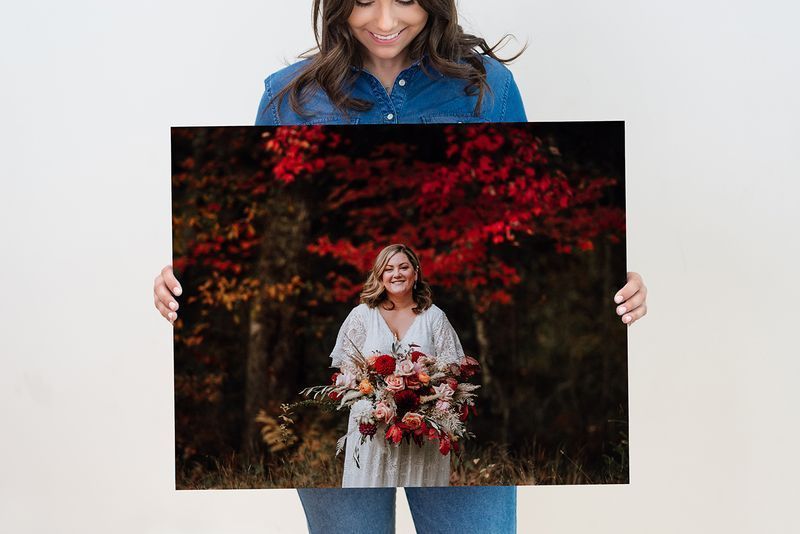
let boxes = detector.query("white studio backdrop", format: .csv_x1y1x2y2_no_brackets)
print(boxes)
1,1,798,532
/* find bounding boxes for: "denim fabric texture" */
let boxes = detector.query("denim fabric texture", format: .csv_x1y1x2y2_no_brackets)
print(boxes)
255,55,527,126
297,486,517,534
254,54,522,534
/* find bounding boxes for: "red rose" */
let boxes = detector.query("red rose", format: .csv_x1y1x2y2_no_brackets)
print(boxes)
330,372,340,385
410,420,428,447
328,391,341,401
374,355,396,376
385,424,404,444
393,389,420,414
438,434,451,455
404,374,421,390
446,377,459,391
412,421,435,447
410,350,426,363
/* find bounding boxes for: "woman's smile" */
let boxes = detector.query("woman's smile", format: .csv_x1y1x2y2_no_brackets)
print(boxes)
367,28,405,44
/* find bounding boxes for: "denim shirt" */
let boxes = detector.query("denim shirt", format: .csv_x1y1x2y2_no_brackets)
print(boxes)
255,55,527,126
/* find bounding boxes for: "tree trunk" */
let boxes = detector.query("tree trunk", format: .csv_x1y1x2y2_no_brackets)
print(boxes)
242,194,310,460
243,298,268,459
468,292,511,444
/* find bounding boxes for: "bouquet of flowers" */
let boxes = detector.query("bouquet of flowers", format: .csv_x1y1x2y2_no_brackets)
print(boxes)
301,337,481,461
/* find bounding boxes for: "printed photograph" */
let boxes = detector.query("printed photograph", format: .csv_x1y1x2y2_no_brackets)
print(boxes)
171,122,628,489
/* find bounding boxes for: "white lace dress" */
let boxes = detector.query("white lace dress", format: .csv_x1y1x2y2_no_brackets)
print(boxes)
329,303,465,488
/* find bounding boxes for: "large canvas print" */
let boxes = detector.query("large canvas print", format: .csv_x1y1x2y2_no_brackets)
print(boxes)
171,122,627,489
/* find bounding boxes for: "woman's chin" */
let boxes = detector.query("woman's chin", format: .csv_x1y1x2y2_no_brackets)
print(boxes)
385,287,411,298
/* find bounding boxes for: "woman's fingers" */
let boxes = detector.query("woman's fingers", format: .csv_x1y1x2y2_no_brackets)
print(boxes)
155,299,177,323
161,265,182,296
155,282,179,312
620,303,647,325
154,264,182,324
614,272,647,325
615,288,645,316
613,272,644,304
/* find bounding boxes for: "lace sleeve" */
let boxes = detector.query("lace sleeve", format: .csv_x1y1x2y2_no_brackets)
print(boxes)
432,310,465,366
329,306,367,370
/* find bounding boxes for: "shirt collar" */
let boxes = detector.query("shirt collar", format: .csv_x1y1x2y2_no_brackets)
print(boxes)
349,53,428,73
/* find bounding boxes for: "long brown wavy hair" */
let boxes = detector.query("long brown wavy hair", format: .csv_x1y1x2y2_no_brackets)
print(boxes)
272,0,525,118
360,244,433,314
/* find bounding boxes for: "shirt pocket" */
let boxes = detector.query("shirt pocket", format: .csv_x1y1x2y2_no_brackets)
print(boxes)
419,114,487,124
301,114,360,126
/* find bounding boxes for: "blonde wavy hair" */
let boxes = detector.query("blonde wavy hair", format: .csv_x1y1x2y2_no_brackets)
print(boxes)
360,244,433,313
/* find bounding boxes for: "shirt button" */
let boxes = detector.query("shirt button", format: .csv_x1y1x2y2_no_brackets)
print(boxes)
398,79,406,87
386,113,394,121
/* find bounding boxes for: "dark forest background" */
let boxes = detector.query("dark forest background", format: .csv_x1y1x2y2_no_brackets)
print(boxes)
171,122,628,488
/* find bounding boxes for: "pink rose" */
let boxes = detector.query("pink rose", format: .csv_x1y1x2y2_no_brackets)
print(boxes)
395,359,415,376
373,401,396,423
402,412,424,430
385,374,405,392
436,399,451,411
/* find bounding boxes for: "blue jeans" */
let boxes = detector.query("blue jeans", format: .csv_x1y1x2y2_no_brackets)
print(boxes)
297,487,516,534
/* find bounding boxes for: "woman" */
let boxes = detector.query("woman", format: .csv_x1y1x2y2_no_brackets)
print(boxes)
155,0,648,531
255,0,527,125
333,244,465,488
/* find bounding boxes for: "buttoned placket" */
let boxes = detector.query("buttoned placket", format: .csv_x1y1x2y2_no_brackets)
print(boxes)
352,59,423,124
387,64,418,123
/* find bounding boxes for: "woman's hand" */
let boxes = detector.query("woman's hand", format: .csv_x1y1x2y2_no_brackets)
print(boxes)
614,272,647,325
154,265,182,324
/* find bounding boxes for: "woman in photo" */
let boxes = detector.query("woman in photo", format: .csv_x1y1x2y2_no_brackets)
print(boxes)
332,244,465,488
155,0,648,531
